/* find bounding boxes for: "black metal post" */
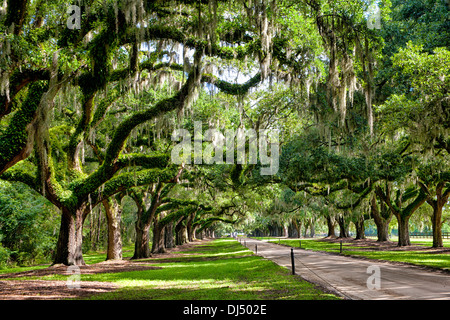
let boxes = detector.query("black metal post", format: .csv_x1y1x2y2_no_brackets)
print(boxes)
290,248,295,275
299,240,301,248
340,240,343,253
255,244,257,255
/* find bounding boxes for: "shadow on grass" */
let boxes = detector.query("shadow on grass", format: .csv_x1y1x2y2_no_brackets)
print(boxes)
76,240,340,300
85,283,329,300
79,256,336,300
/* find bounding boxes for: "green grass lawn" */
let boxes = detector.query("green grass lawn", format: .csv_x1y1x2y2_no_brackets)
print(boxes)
83,246,136,264
79,239,340,300
1,239,340,300
254,237,450,271
0,264,49,275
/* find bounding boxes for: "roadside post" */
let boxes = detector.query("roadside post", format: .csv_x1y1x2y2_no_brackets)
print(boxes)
290,248,295,275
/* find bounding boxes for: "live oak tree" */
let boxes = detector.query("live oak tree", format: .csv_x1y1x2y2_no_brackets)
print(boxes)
417,161,450,248
369,192,393,242
129,181,188,258
375,183,427,246
102,194,125,260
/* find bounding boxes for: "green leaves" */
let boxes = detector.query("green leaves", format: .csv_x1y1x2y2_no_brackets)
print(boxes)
392,42,450,100
379,41,450,147
0,180,59,266
280,133,371,186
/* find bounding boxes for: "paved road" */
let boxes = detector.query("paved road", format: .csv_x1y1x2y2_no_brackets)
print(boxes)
242,238,450,300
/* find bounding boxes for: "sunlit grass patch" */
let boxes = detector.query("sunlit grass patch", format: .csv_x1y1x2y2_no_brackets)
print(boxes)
345,250,450,270
83,245,135,265
0,264,49,275
77,239,340,300
268,239,358,252
265,238,450,270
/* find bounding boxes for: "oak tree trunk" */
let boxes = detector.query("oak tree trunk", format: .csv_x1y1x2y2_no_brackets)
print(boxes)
337,215,349,238
176,220,188,245
283,225,289,238
426,187,448,248
291,219,302,238
164,221,175,249
396,214,411,247
151,222,166,254
132,221,151,259
309,219,315,238
186,212,194,242
103,199,123,260
326,216,336,238
303,220,310,238
431,205,443,248
354,215,366,240
53,208,86,266
189,225,198,242
376,220,390,242
370,194,392,242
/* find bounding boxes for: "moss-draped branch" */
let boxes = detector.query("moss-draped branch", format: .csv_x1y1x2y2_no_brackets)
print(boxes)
0,81,48,175
89,166,180,208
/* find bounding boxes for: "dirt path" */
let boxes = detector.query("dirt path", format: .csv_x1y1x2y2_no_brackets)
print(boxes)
243,238,450,300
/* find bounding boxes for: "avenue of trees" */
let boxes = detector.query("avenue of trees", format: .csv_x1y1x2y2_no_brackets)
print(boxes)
0,0,449,267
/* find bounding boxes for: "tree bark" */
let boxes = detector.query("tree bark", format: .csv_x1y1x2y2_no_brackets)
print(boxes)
176,219,188,245
431,205,443,248
103,198,123,260
376,184,427,247
325,216,336,238
424,182,449,248
337,214,349,238
130,183,165,259
370,194,392,242
190,225,199,242
291,219,302,238
151,220,166,254
186,211,196,242
303,220,310,238
53,207,86,266
354,215,365,240
376,217,390,242
309,218,315,238
283,224,289,238
396,214,411,247
164,221,175,248
132,220,151,259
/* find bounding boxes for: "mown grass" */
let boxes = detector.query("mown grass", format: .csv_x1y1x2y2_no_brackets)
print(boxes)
0,264,49,275
345,250,450,270
253,237,450,271
1,239,341,300
80,239,339,300
83,245,136,265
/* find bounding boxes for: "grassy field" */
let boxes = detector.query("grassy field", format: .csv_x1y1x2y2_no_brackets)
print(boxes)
0,239,341,300
253,237,450,271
